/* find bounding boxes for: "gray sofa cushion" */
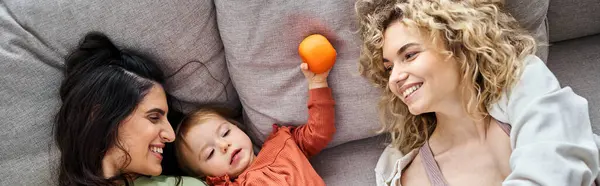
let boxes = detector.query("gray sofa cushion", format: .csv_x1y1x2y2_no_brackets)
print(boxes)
505,0,550,62
0,0,236,185
214,0,382,147
311,135,388,186
547,0,600,42
0,5,61,185
3,0,239,112
547,34,600,131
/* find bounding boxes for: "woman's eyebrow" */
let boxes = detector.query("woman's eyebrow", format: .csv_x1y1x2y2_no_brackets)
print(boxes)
397,43,419,56
145,108,166,115
383,43,419,62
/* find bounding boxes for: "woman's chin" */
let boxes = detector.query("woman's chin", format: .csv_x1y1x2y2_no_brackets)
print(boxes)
147,167,162,177
407,103,426,116
408,109,422,116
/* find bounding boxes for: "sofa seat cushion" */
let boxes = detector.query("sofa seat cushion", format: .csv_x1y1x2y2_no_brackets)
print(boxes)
547,34,600,132
311,135,388,186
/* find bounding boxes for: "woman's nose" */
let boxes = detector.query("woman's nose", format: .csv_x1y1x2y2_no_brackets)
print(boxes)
389,70,409,85
160,121,176,143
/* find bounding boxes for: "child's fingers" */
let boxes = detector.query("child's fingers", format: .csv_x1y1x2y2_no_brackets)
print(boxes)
301,63,309,71
300,63,313,77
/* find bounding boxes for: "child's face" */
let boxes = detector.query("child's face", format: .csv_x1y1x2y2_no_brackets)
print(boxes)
183,115,255,177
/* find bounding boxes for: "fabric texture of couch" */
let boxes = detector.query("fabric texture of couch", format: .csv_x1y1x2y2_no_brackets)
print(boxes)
1,0,598,185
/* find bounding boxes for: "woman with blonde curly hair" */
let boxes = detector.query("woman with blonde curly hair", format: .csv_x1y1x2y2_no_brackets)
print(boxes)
355,0,599,185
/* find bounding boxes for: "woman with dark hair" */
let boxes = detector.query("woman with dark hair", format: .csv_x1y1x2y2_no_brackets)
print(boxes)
54,33,192,186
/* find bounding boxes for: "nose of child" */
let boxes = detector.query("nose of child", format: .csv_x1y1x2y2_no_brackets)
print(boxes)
218,139,230,153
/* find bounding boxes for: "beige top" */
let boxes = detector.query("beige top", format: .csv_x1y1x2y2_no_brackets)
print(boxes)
375,146,417,186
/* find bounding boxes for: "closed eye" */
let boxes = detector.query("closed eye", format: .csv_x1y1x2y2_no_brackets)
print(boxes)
222,129,230,137
146,108,166,124
147,114,160,123
206,149,214,160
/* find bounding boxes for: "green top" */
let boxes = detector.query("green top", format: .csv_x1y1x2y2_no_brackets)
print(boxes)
133,175,207,186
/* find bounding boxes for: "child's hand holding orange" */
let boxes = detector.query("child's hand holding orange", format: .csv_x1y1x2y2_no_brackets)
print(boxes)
299,34,336,89
300,63,329,89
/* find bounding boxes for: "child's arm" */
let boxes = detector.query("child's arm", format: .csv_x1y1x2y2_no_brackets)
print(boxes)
289,63,336,158
489,55,599,185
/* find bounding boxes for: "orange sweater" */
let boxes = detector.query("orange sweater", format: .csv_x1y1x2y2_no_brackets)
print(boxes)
206,87,335,186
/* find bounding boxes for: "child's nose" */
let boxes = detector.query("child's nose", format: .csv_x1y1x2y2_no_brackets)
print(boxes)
218,139,230,153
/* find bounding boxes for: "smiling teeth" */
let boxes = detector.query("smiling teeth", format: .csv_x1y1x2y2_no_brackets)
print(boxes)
150,147,163,154
403,84,422,98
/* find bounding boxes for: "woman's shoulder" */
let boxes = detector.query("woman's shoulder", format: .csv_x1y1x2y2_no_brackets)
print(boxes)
376,145,405,168
134,175,207,186
488,54,553,123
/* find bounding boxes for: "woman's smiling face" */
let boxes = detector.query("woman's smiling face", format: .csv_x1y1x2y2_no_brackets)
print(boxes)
382,21,462,115
103,85,175,177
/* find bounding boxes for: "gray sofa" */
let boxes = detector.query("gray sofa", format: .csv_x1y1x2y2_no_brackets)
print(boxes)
1,0,598,185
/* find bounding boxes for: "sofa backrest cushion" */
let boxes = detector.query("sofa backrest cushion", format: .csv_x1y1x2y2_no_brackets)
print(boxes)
548,0,600,42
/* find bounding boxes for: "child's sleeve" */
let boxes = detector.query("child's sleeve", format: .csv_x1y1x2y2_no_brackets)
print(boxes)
489,55,599,186
291,87,336,158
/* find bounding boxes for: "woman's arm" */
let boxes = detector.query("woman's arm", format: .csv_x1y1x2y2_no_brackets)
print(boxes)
489,55,599,186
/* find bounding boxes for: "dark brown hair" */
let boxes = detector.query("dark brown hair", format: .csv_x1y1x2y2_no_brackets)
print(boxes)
55,33,169,186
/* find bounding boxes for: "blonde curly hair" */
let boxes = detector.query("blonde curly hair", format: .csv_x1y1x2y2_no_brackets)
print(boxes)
355,0,536,153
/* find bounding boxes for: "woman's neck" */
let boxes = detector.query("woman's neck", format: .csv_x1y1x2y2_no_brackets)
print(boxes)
102,158,139,185
102,155,119,178
428,98,490,154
